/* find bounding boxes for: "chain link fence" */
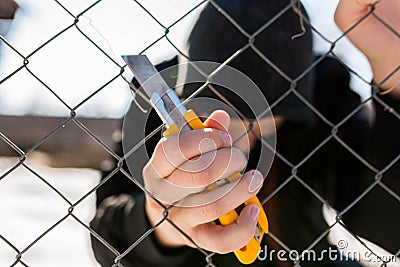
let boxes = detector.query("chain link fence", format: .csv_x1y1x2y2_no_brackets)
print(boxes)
1,0,399,266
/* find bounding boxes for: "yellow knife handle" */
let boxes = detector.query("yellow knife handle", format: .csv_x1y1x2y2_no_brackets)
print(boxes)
163,109,268,265
219,196,268,264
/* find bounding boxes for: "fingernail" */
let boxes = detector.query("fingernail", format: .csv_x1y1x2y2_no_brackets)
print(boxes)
250,205,260,221
248,171,263,193
221,132,232,146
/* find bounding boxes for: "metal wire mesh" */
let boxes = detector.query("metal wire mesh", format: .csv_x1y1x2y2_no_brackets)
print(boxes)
0,0,399,266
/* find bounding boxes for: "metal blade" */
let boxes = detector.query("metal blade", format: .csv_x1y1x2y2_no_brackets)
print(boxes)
123,55,190,130
122,55,168,98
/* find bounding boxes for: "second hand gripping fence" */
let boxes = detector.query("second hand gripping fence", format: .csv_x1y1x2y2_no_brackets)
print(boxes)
0,0,399,266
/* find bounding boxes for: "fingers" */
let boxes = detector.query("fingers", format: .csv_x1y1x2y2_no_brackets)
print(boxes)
166,147,247,187
334,0,400,93
335,0,371,30
145,170,265,251
194,204,260,253
203,110,230,132
180,170,264,225
146,110,233,182
143,163,201,205
148,128,232,177
143,110,266,251
142,147,247,205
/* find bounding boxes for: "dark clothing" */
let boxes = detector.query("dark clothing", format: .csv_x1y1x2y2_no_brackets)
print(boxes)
345,93,400,252
89,55,400,266
90,91,399,267
184,0,314,124
89,0,399,266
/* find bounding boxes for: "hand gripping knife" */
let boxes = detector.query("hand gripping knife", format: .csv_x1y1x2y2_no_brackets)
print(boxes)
123,55,268,264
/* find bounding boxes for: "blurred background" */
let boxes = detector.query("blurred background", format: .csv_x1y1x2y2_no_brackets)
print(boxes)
0,0,373,266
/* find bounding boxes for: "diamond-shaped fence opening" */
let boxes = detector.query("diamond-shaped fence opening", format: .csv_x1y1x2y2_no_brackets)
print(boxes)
0,0,399,266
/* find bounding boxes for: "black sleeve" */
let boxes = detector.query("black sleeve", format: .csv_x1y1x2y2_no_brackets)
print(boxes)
367,93,400,175
90,194,204,267
90,193,273,267
345,93,400,253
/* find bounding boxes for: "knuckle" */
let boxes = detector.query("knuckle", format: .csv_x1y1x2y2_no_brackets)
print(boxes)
204,129,214,140
142,162,154,179
231,146,245,157
231,147,248,168
145,195,165,212
143,162,163,180
152,140,169,163
155,136,169,152
142,163,150,176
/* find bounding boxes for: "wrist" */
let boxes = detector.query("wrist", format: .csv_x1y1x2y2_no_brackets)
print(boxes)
144,198,187,248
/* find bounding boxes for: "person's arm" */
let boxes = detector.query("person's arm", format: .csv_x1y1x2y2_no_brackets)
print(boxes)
334,0,400,251
90,194,201,267
335,0,400,95
90,110,264,266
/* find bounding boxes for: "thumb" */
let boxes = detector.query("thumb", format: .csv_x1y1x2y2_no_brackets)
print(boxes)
203,110,231,133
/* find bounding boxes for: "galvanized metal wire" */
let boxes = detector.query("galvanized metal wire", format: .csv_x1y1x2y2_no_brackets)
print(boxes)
0,0,399,266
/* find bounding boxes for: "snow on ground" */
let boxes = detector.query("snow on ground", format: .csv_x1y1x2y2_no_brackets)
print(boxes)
0,156,101,266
